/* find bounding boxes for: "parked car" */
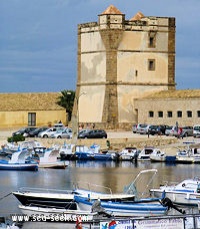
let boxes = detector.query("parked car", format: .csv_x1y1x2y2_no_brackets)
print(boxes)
28,127,48,137
78,129,107,139
158,125,168,135
51,128,72,139
78,129,90,138
38,127,59,138
12,127,37,137
167,126,178,136
193,125,200,138
165,126,173,136
136,124,150,134
181,126,193,137
148,125,159,135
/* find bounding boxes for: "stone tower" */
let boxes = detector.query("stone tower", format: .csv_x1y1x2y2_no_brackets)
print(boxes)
74,5,176,130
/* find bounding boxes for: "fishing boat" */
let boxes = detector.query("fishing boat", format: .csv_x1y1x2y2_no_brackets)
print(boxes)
12,188,77,209
150,148,166,162
0,148,38,171
35,146,67,169
118,147,138,161
75,144,118,161
18,204,99,221
74,195,168,217
150,177,200,206
173,141,200,164
92,150,117,161
137,146,154,160
12,169,159,210
12,184,135,209
74,145,96,160
59,143,76,160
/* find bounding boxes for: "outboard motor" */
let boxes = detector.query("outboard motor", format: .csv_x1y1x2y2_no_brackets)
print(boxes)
161,197,186,214
91,199,112,217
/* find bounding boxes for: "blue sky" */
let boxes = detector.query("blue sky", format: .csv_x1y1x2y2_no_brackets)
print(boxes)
0,0,199,93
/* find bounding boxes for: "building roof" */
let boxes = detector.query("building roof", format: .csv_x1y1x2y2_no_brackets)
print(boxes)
100,5,123,15
0,92,65,111
140,90,200,100
130,12,145,21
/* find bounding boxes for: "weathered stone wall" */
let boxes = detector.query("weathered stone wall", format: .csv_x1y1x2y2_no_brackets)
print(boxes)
135,97,200,126
76,8,176,130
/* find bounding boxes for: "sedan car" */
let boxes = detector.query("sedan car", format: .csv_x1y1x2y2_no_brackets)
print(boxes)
50,128,72,139
28,127,48,137
78,129,107,139
136,124,150,134
12,127,37,137
78,129,90,138
148,125,159,135
38,127,58,138
181,126,193,137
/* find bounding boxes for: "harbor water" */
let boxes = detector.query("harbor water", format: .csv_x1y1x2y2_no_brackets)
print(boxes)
1,160,200,228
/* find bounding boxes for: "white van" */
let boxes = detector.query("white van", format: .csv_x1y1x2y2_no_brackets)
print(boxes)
193,125,200,138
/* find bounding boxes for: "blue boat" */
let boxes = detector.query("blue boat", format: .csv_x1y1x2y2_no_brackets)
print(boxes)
74,195,168,217
75,144,117,161
0,148,38,171
0,160,38,171
74,144,98,160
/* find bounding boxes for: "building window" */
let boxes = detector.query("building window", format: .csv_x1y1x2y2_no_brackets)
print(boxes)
149,111,154,117
167,111,172,118
148,31,156,48
197,110,200,118
28,112,36,126
148,59,155,71
187,110,192,118
177,111,182,118
158,111,163,118
135,70,138,77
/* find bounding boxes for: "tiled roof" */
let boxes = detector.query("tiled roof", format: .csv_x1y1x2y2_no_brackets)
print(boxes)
130,12,144,21
0,92,65,111
101,5,123,15
141,90,200,100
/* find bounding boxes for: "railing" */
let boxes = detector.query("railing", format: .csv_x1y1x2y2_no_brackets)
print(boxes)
73,181,113,195
76,213,200,229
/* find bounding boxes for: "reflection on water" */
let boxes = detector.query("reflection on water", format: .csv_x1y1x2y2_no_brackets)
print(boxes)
1,161,200,217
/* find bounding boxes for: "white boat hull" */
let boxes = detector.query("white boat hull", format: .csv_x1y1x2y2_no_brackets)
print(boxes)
18,205,96,221
38,161,68,169
150,189,200,206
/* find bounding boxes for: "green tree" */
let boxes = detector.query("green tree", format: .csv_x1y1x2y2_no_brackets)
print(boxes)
57,90,75,121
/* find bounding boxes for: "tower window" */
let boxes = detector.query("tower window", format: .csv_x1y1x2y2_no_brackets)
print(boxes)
148,59,155,71
187,111,192,118
167,111,173,118
177,111,182,118
197,110,200,118
158,111,163,118
149,111,154,117
148,31,156,48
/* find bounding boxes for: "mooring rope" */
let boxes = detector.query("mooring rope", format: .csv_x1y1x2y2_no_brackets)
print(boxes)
0,192,12,201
